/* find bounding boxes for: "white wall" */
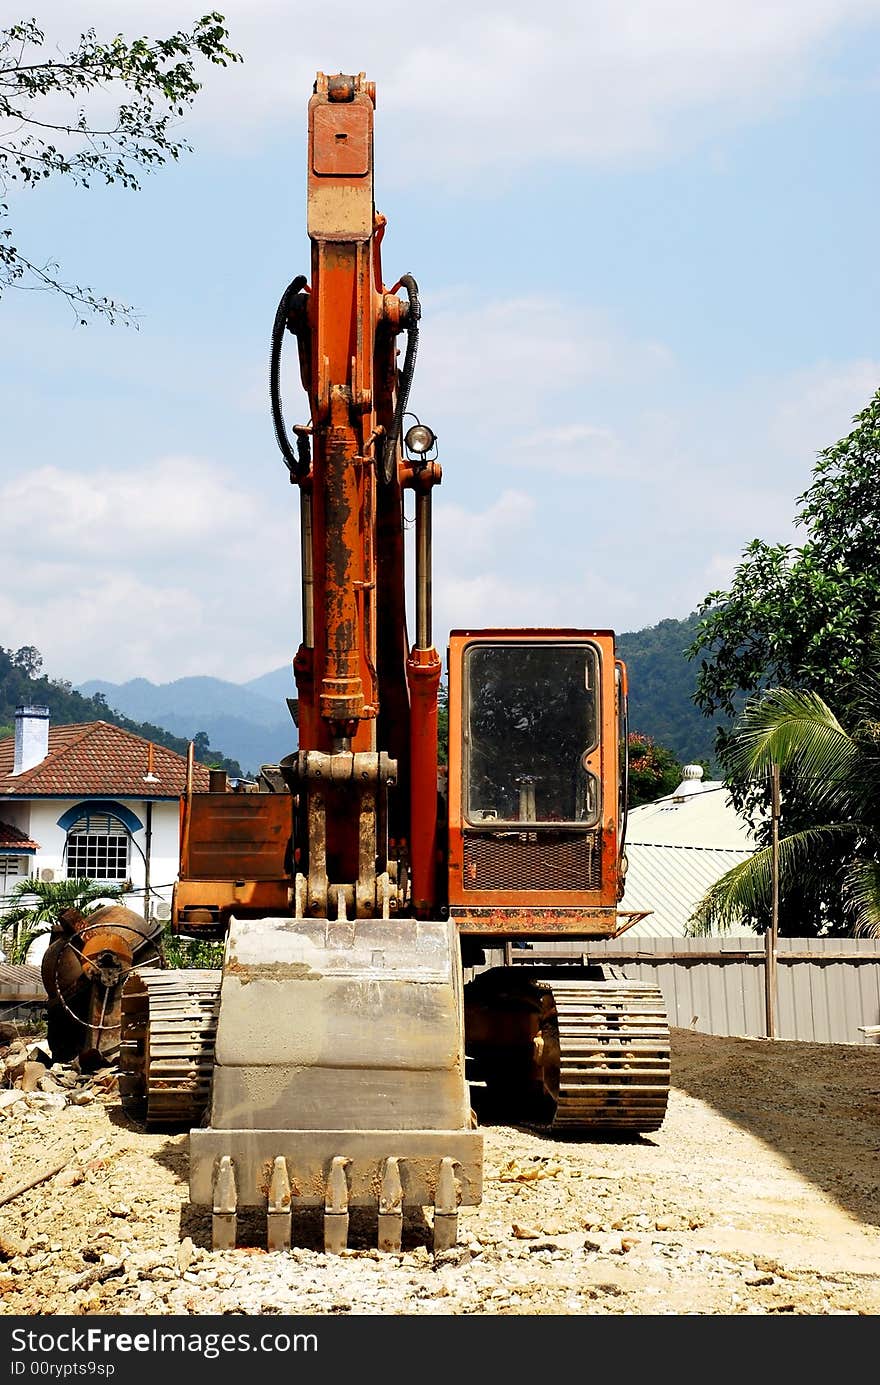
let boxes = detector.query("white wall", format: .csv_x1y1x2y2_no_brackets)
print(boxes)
3,797,181,920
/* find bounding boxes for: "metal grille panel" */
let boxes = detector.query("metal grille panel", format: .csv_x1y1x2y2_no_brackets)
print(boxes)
462,831,602,892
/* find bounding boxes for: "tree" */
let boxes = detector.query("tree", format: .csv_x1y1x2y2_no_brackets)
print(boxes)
11,645,41,677
627,732,683,807
0,875,125,963
688,387,880,932
690,387,880,730
0,13,239,323
689,681,880,938
617,613,718,768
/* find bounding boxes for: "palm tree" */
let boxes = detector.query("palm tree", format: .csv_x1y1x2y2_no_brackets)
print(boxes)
0,877,125,964
690,683,880,937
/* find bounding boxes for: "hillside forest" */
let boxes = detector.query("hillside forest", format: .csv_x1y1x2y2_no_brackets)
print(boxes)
0,646,243,777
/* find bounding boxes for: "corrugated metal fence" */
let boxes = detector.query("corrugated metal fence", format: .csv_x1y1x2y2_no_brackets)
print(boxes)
6,942,880,1046
492,937,880,1046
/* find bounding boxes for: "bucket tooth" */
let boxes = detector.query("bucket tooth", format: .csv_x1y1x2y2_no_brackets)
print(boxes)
432,1156,459,1252
212,1155,238,1250
323,1155,350,1254
267,1155,293,1252
378,1156,403,1252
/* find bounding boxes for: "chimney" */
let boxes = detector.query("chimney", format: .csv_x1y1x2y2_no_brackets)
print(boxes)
13,705,50,775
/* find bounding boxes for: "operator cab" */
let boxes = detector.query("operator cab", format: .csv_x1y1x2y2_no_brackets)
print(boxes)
446,629,626,939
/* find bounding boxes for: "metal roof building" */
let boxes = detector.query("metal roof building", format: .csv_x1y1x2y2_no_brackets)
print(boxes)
621,765,759,937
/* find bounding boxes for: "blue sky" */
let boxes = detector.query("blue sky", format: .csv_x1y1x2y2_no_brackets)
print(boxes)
1,1,879,686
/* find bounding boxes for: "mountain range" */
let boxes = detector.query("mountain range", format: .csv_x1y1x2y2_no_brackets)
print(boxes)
78,668,298,777
79,613,723,775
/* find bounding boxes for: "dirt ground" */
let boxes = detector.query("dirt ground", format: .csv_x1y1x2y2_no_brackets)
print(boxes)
1,1028,878,1317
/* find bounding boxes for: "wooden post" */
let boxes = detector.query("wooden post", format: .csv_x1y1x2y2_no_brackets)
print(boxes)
765,764,781,1039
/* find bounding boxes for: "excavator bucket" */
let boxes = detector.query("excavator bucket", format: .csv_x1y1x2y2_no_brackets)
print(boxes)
187,916,482,1251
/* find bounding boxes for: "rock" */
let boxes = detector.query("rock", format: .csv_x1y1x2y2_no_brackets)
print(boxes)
69,1258,124,1292
37,1075,63,1093
433,1246,473,1269
0,1232,28,1260
0,1090,26,1112
90,1072,119,1094
27,1092,67,1112
511,1223,540,1239
19,1062,48,1093
68,1092,94,1106
177,1237,195,1274
50,1069,79,1090
744,1273,774,1287
54,1169,83,1190
0,1022,20,1045
527,1232,584,1253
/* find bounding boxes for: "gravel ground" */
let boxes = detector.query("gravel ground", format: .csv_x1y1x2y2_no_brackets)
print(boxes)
1,1028,878,1316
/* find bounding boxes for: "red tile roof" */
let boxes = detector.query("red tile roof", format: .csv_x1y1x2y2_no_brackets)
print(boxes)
0,821,39,851
0,722,211,799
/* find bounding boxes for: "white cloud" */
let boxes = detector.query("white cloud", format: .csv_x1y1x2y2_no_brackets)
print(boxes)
3,346,876,684
415,291,672,444
511,423,627,477
767,359,880,460
0,457,296,683
0,457,270,559
434,488,534,568
35,1,880,179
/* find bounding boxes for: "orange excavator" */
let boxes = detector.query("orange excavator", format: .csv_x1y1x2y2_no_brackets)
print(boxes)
121,72,670,1253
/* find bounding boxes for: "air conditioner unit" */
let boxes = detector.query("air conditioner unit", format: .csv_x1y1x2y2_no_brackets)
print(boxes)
154,902,171,922
40,868,55,882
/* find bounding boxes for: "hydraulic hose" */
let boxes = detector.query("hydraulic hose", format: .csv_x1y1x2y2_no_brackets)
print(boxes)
270,275,309,480
381,273,420,483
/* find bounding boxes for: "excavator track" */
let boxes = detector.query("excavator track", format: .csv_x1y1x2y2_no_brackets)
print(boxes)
537,978,670,1133
119,970,222,1128
465,968,670,1134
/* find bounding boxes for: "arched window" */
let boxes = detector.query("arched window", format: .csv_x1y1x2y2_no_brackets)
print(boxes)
57,802,143,883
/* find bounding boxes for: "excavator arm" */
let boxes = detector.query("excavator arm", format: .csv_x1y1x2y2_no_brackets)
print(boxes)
277,71,443,923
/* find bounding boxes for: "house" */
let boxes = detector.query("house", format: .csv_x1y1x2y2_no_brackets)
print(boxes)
0,705,210,919
620,764,759,936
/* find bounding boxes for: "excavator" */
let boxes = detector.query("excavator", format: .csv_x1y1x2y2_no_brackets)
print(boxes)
120,72,670,1253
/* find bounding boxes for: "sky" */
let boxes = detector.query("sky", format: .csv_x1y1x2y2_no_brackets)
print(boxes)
1,1,879,688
